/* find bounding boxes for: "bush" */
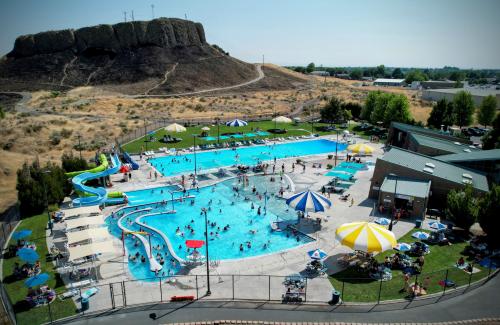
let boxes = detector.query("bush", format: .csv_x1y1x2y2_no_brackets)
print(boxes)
60,128,73,138
49,131,61,145
326,164,333,169
0,105,5,119
445,185,479,231
328,154,333,159
61,152,89,172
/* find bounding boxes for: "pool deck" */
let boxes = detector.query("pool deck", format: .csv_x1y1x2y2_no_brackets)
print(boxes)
56,135,429,311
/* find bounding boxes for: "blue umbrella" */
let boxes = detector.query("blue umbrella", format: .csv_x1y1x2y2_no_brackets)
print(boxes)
429,221,447,231
412,231,430,240
375,217,390,226
12,229,32,240
395,243,411,252
308,249,328,260
24,273,49,288
286,190,332,213
225,119,248,127
17,248,39,264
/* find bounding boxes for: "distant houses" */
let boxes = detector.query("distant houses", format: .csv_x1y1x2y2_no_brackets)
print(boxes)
310,71,330,76
373,78,406,87
422,88,500,109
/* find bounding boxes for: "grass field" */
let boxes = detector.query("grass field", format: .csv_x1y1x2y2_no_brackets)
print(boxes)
329,228,489,302
2,213,76,325
121,120,374,153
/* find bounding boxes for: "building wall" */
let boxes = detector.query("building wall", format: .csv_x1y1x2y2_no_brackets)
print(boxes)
422,90,500,109
374,81,405,87
378,191,426,217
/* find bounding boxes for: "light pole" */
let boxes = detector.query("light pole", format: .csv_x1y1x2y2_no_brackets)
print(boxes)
144,118,148,152
193,135,197,178
76,134,82,160
41,170,53,235
389,173,398,230
334,130,339,167
203,210,211,295
216,117,220,144
169,191,175,211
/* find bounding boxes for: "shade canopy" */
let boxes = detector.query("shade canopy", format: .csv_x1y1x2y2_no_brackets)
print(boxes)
429,221,447,231
17,248,39,263
395,243,411,252
68,240,116,261
165,123,187,132
185,239,205,249
12,229,32,240
272,116,292,123
201,126,210,131
347,143,374,155
308,249,328,260
286,190,332,213
412,231,430,240
65,215,105,230
374,217,390,226
62,206,101,219
24,273,49,287
225,119,248,127
335,222,397,253
66,228,112,245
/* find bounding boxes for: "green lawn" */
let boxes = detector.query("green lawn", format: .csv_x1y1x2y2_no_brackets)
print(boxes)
329,228,488,302
121,120,373,153
2,213,77,324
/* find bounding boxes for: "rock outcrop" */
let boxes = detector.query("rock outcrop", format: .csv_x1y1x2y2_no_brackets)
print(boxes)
8,18,206,58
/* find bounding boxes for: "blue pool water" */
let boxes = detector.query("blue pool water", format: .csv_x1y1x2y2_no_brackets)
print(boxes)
125,185,182,205
109,176,313,280
150,139,347,176
203,136,217,141
325,171,354,180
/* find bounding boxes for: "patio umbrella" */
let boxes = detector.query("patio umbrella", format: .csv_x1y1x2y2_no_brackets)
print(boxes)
12,229,32,240
17,247,39,264
308,249,328,260
24,273,49,288
374,217,390,226
347,143,374,155
201,126,210,131
335,222,397,253
185,240,205,249
286,190,332,213
165,123,186,133
429,221,447,231
226,119,248,127
343,130,350,135
272,116,292,123
395,243,411,252
412,231,430,240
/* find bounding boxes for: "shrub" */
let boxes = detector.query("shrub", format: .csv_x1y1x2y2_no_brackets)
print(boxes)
49,131,61,145
326,164,333,169
60,128,73,138
328,154,333,160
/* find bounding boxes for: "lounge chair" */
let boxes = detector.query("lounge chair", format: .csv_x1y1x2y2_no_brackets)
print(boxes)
68,279,93,289
58,289,79,301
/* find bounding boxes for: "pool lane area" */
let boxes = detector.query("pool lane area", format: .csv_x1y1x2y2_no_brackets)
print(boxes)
108,176,314,281
149,139,347,177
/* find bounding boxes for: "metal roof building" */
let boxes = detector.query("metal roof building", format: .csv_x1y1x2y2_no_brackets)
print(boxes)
438,149,500,184
373,78,406,87
408,133,480,156
422,88,500,108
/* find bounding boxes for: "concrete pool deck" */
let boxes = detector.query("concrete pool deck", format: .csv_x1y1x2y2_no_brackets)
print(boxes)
55,136,426,312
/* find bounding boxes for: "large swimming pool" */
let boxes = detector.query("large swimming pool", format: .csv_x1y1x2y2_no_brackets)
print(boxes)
149,139,346,177
108,176,314,280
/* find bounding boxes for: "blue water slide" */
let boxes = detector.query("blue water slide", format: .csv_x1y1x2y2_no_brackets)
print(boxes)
123,152,139,170
72,154,122,206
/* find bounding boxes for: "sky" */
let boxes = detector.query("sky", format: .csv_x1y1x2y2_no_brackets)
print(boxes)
1,0,499,69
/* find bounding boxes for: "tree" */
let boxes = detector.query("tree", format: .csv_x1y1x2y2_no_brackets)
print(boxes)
384,94,411,125
371,92,393,124
375,65,385,77
445,185,479,231
391,68,404,79
306,62,315,73
404,70,428,84
342,102,362,119
61,152,89,173
427,99,454,129
350,69,362,80
452,91,475,128
320,96,345,125
0,105,5,119
477,95,497,127
360,91,381,121
478,185,500,247
482,113,500,149
450,71,466,82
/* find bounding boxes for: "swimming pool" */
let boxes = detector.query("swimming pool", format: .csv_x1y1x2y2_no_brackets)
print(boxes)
150,139,347,177
108,176,313,280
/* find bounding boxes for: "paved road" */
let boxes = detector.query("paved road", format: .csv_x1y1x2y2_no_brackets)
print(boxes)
63,274,500,325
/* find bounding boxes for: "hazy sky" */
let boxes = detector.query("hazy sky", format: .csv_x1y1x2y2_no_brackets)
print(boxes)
1,0,499,69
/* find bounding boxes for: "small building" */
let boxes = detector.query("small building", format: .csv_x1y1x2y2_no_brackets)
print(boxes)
422,88,500,109
335,73,350,79
310,71,330,76
377,176,431,217
373,78,406,87
420,80,458,89
388,122,471,149
369,147,489,210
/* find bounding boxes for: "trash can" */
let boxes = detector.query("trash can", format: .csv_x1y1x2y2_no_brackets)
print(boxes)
81,298,89,311
415,219,422,228
329,290,341,305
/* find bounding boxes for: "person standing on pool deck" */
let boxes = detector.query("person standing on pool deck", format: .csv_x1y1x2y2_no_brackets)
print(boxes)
302,164,306,173
257,207,261,215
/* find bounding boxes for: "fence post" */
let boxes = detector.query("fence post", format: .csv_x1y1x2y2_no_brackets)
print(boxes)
488,259,493,278
47,296,53,323
196,275,199,300
413,273,419,300
377,279,383,304
159,277,163,302
468,263,473,287
443,269,449,295
232,275,235,300
79,288,83,315
341,280,345,302
122,281,127,306
110,283,115,309
304,278,307,302
268,275,271,301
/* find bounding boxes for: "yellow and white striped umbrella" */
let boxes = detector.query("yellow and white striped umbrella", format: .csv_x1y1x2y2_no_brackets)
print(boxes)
347,143,374,155
335,222,397,253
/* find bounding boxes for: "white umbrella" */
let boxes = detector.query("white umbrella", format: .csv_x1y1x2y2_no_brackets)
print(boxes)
286,190,332,213
226,119,248,127
201,126,210,131
272,116,292,123
165,123,186,133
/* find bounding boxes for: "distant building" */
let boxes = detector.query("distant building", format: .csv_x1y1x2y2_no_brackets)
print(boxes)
420,80,458,89
373,78,406,87
334,73,350,79
310,71,330,76
422,88,500,109
438,149,500,184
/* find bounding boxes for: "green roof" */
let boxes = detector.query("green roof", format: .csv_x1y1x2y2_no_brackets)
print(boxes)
380,176,431,198
391,122,469,144
437,149,500,162
380,147,489,192
409,133,480,155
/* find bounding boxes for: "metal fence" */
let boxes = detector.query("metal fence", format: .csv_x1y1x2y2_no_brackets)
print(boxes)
0,205,20,251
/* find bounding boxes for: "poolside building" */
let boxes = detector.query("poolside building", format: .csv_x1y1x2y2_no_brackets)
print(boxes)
369,147,489,214
388,122,471,149
437,149,500,184
406,133,480,156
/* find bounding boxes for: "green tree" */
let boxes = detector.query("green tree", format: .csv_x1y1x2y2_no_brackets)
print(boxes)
478,185,500,246
371,92,393,124
482,113,500,149
384,94,411,125
350,69,362,80
445,185,479,231
320,96,345,125
452,91,475,128
61,152,89,173
391,68,404,79
342,102,363,119
477,95,497,127
306,62,315,73
360,91,381,121
450,71,466,82
404,70,428,84
0,105,5,119
375,65,385,77
427,99,454,129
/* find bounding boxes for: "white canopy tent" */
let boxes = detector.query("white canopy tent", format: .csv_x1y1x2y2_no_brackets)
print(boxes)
66,228,112,245
65,215,105,230
62,206,101,219
68,240,117,262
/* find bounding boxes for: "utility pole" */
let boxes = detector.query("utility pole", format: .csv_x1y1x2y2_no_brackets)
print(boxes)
131,10,134,21
151,4,155,19
77,134,82,160
262,54,265,66
185,13,187,20
123,11,127,22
